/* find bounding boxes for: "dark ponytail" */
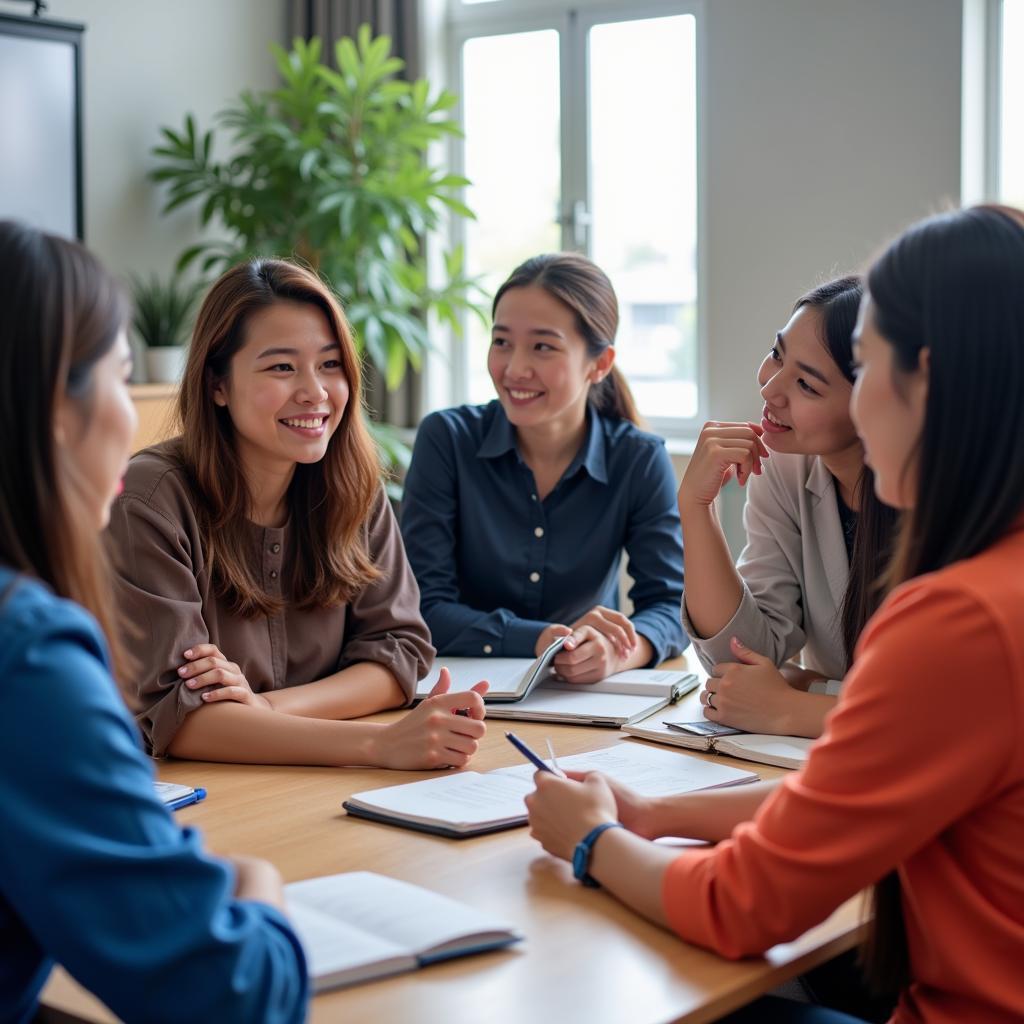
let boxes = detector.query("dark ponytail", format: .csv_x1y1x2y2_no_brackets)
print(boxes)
793,276,900,667
492,253,641,426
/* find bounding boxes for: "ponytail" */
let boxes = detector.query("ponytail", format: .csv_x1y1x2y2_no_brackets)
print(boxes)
591,364,642,426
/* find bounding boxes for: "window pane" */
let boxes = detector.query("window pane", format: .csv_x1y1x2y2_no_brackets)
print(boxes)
462,30,561,404
1002,0,1024,205
589,15,698,420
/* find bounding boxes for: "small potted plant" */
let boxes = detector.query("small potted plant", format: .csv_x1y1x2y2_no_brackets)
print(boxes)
130,272,204,383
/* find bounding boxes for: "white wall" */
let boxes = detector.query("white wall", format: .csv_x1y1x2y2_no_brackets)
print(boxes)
703,0,963,423
0,0,286,278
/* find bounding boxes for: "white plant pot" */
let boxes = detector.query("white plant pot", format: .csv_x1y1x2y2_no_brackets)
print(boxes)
145,346,187,383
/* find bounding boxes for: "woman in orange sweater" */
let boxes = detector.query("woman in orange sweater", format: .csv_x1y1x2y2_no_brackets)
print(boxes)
524,204,1024,1024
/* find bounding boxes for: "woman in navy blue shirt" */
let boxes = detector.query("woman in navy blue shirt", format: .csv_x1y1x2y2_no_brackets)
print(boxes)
401,253,686,681
0,220,307,1023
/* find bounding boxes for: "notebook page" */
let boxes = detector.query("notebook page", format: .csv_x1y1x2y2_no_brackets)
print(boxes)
284,900,410,987
497,742,757,795
346,771,532,827
287,873,518,959
416,658,530,698
542,669,696,697
720,735,812,768
486,689,664,722
153,781,194,803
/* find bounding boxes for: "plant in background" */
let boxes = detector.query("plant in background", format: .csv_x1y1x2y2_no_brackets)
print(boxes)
130,272,206,383
130,272,204,349
149,27,485,400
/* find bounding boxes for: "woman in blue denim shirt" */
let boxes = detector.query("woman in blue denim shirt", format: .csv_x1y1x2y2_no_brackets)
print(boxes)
0,220,307,1024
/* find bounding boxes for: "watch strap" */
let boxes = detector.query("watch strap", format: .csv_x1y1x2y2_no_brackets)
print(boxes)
573,821,624,888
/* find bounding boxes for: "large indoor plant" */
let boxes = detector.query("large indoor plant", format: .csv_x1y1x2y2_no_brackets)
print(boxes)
150,28,484,409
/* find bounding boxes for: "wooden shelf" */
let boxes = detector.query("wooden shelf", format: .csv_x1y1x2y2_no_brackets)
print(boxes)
129,382,179,400
130,383,179,451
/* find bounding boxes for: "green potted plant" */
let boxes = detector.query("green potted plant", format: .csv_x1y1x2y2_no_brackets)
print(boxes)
130,272,205,383
149,27,484,408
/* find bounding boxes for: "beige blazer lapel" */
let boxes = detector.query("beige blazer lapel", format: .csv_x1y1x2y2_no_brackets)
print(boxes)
805,459,848,613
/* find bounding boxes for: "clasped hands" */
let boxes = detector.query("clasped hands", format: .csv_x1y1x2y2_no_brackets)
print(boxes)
535,606,651,683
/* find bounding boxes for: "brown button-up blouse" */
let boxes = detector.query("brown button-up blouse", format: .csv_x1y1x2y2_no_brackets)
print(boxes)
106,442,434,756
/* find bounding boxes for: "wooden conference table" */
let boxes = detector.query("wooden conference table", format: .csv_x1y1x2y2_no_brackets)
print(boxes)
41,653,866,1024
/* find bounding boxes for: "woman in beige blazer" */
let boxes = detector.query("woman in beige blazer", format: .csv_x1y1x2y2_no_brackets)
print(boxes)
680,277,898,737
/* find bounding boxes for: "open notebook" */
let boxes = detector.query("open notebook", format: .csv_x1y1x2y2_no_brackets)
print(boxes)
343,741,758,837
622,705,814,770
418,652,699,726
285,872,521,991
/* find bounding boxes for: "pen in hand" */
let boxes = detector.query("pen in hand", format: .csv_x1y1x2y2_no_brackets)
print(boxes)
505,731,566,777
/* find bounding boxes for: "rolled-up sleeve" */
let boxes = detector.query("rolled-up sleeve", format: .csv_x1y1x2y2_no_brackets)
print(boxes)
338,487,434,702
682,467,807,672
106,489,210,757
624,440,687,663
0,600,308,1024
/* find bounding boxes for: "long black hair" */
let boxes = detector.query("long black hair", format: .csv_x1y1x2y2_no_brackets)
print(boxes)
860,204,1024,996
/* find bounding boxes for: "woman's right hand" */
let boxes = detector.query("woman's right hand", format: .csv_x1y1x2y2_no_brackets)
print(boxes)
563,770,659,839
678,421,770,509
535,623,574,656
372,668,488,770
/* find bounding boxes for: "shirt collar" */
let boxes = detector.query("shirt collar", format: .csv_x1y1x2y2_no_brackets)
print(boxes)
476,402,609,485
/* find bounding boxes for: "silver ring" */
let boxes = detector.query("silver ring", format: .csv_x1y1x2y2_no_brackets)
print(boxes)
706,691,717,711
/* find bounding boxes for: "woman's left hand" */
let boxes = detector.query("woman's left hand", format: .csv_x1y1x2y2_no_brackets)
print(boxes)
178,643,273,710
702,636,798,734
524,771,619,862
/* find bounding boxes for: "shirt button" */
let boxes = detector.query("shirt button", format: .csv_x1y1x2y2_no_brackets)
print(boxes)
531,494,538,501
483,644,493,654
534,527,544,538
529,571,540,583
271,543,281,554
269,570,279,580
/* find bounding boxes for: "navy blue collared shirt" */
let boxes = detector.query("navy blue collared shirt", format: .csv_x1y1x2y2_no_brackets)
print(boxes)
400,401,687,663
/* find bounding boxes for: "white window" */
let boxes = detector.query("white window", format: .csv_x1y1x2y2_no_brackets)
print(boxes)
999,0,1024,204
447,0,703,434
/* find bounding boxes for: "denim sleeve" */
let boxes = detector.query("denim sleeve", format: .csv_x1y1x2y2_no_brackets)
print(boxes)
0,601,308,1024
623,440,688,663
400,412,548,657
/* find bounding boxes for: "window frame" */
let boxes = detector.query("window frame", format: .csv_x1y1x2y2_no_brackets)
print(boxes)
444,0,708,438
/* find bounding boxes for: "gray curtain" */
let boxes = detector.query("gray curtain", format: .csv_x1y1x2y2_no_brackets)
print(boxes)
288,0,423,429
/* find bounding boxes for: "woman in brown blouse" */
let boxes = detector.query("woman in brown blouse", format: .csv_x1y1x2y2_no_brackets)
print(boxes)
107,259,487,768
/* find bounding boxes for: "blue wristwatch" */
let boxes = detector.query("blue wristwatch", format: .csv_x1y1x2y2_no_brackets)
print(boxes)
572,822,624,888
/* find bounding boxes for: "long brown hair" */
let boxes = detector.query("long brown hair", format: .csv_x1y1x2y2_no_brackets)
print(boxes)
793,276,900,666
492,253,642,425
0,220,131,684
177,259,382,617
860,205,1024,995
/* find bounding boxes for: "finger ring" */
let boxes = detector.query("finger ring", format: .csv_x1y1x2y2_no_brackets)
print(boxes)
707,691,717,711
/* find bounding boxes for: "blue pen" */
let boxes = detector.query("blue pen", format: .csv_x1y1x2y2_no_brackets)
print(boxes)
166,787,207,812
505,732,565,777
